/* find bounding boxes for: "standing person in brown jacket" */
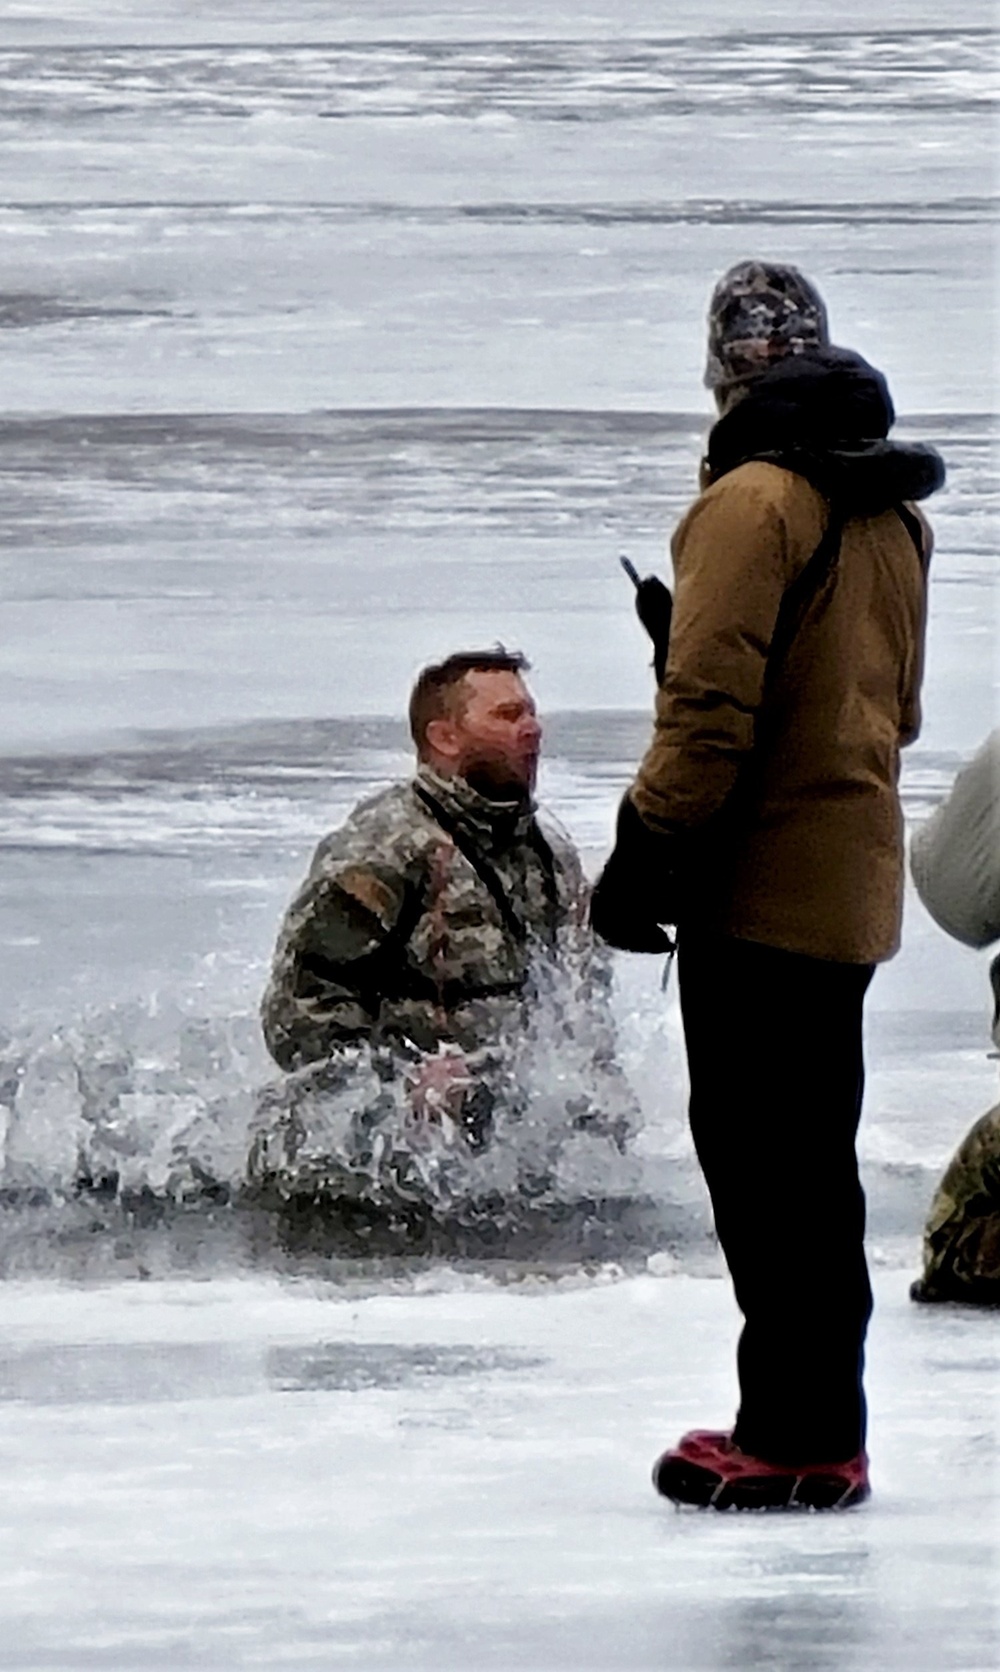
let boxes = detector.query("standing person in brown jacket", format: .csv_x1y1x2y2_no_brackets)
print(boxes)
591,261,945,1510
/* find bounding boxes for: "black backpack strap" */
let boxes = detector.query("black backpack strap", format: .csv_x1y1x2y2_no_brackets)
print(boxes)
414,783,537,946
770,495,927,677
767,509,844,673
895,503,929,571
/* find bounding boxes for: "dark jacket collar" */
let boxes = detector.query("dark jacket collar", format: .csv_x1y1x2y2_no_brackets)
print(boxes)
706,346,945,515
415,765,535,853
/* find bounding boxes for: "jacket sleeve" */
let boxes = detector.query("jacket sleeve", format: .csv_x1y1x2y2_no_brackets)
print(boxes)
632,465,818,831
261,833,414,1070
910,731,1000,949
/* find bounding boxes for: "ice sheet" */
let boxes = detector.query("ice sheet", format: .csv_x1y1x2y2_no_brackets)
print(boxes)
0,1269,994,1670
0,3,997,1660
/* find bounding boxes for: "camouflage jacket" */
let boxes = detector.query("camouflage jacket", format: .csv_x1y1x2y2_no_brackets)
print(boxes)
261,766,608,1071
920,1101,1000,1302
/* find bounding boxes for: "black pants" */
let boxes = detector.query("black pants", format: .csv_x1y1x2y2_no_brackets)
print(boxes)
678,929,875,1465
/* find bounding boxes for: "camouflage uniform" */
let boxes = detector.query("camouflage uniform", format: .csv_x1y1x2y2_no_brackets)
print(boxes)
251,765,636,1201
917,1104,1000,1303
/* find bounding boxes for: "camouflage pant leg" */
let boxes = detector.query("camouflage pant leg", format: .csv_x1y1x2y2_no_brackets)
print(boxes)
245,1051,516,1207
921,1102,1000,1302
246,1054,396,1201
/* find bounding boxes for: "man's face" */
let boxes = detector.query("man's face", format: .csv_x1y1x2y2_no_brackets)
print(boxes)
447,669,542,800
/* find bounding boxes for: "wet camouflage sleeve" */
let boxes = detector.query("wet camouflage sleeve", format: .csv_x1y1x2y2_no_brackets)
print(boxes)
920,1102,1000,1301
261,801,417,1071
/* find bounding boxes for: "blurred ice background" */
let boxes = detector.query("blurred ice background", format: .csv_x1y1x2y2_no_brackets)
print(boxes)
0,0,996,1258
0,6,997,1670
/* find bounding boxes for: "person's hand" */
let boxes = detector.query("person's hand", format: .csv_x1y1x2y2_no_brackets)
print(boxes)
405,1050,474,1121
589,796,681,953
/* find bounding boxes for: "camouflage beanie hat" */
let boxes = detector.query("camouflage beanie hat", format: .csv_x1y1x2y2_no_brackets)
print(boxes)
704,260,830,392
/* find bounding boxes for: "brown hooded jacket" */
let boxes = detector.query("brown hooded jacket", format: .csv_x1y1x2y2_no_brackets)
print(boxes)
631,349,941,964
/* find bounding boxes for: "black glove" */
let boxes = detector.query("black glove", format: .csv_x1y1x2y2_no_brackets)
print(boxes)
589,796,681,953
621,557,673,685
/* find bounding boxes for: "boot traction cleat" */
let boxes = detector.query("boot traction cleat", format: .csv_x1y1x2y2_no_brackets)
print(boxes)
652,1429,870,1511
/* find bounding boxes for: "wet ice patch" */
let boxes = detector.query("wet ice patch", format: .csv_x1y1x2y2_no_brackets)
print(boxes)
267,1341,544,1392
0,34,988,124
0,292,169,329
0,1337,544,1402
0,1339,260,1403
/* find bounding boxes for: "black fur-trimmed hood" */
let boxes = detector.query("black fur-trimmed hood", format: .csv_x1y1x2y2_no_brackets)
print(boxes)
705,346,945,516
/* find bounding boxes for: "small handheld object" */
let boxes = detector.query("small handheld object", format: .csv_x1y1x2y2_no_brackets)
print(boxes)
620,555,673,685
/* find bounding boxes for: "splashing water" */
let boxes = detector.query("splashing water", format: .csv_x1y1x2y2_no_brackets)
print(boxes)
0,979,705,1272
0,1000,261,1209
242,958,684,1257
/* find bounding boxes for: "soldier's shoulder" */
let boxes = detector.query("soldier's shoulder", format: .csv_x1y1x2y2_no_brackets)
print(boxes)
964,1101,1000,1158
310,779,438,873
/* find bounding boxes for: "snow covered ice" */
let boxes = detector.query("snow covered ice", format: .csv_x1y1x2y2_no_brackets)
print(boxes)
0,1270,995,1670
0,0,996,1665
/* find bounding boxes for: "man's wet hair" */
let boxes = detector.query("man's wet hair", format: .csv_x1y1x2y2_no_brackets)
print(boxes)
409,648,531,755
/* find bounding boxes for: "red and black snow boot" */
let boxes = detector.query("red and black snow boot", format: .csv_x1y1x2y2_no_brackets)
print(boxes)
652,1429,870,1511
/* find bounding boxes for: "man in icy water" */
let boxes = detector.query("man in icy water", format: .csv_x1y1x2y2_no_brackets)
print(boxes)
909,731,1000,1307
251,648,638,1221
591,261,945,1508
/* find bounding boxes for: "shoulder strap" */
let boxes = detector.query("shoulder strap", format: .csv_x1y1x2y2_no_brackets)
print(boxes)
767,509,844,674
413,783,559,947
414,783,527,944
895,503,929,572
769,494,927,677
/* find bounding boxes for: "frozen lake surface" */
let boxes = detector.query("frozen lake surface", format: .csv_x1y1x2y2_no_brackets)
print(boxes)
0,1268,995,1671
0,1,997,1664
